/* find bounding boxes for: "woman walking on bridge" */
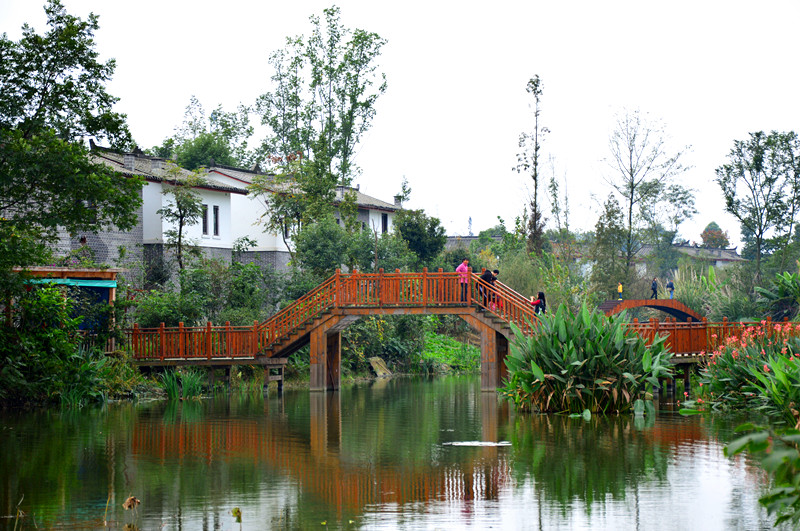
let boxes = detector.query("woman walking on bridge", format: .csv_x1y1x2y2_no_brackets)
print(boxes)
650,278,658,299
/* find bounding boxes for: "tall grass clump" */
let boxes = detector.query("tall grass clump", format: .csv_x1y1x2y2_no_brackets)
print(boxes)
180,369,204,399
502,304,673,414
698,322,800,426
160,370,181,399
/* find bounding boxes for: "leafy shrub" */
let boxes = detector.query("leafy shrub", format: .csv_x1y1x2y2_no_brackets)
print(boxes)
414,331,479,374
502,304,673,414
698,322,800,425
756,270,800,321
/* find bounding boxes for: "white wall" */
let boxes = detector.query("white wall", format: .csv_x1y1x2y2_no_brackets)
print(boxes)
156,186,234,249
142,181,163,243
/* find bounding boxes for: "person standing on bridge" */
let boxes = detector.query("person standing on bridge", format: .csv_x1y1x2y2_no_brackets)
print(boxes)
530,292,547,314
617,282,623,300
456,258,470,304
478,269,498,311
650,277,658,299
666,279,675,299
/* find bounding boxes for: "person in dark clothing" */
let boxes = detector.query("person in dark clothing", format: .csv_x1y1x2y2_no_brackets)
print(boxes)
478,269,498,310
650,278,658,299
530,291,547,314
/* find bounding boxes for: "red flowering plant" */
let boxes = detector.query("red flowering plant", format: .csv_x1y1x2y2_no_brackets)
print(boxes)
698,322,800,427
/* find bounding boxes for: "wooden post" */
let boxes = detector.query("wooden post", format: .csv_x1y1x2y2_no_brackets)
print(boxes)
334,269,340,308
422,267,428,307
178,322,185,359
467,267,473,306
225,321,231,358
159,322,165,361
206,321,212,360
252,320,259,356
132,323,140,359
378,268,384,307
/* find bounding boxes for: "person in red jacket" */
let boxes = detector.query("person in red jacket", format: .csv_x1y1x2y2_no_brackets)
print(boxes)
530,291,547,314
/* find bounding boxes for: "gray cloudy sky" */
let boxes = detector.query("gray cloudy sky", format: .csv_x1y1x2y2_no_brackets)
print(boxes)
3,0,799,246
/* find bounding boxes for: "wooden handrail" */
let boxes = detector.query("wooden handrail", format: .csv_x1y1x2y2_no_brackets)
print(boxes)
123,271,800,363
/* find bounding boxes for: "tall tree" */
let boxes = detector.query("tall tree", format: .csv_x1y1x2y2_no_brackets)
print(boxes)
514,75,547,256
700,221,730,248
148,96,255,170
590,194,628,299
0,0,142,292
256,6,387,185
715,131,799,279
393,209,447,268
604,109,691,283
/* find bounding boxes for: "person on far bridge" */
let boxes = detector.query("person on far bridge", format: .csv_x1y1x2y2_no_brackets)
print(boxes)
650,278,658,299
617,282,623,300
666,279,675,299
456,258,470,304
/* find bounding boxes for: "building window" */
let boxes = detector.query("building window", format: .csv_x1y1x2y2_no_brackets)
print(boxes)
213,205,220,236
202,204,209,235
381,213,388,233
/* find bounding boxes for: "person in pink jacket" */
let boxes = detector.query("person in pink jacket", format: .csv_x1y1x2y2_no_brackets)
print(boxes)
456,258,470,303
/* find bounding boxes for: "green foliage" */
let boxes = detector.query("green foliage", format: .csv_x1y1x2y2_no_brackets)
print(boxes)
502,304,673,413
132,288,204,328
672,264,754,322
175,131,237,170
0,0,142,294
393,209,447,268
414,331,480,374
132,258,281,327
725,424,800,526
157,171,206,270
590,194,628,298
716,131,800,279
256,6,387,184
756,269,800,321
0,285,113,404
293,216,347,276
700,221,730,248
149,95,255,169
159,369,204,400
697,322,800,425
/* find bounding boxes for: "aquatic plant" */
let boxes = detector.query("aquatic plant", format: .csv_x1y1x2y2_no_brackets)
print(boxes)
160,370,181,399
698,322,800,426
502,303,673,414
726,424,800,526
179,369,204,399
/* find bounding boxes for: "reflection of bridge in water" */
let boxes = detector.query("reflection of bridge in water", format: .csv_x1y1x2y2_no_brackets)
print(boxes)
131,394,512,513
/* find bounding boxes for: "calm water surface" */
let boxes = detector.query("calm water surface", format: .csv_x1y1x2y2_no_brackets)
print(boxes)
0,376,784,530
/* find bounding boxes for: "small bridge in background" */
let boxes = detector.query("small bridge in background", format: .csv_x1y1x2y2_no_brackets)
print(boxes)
598,299,704,322
124,271,793,392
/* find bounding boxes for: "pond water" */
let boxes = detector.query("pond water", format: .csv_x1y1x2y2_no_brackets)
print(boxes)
0,376,784,530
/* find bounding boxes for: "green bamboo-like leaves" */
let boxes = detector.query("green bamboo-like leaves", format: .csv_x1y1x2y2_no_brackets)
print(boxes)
502,303,673,413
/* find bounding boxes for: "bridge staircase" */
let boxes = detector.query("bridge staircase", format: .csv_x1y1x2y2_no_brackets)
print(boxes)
127,269,538,391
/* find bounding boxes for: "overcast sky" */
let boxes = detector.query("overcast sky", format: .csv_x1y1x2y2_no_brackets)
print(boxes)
3,1,799,247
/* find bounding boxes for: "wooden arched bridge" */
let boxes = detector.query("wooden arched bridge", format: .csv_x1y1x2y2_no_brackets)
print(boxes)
127,269,530,391
124,270,786,391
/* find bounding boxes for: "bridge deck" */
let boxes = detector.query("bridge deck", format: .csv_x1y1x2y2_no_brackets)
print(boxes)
123,271,793,389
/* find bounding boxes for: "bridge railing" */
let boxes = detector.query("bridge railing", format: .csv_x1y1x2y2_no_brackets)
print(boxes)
624,317,795,356
126,321,260,361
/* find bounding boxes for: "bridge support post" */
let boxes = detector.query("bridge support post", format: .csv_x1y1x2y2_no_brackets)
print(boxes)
310,326,341,391
480,328,508,391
